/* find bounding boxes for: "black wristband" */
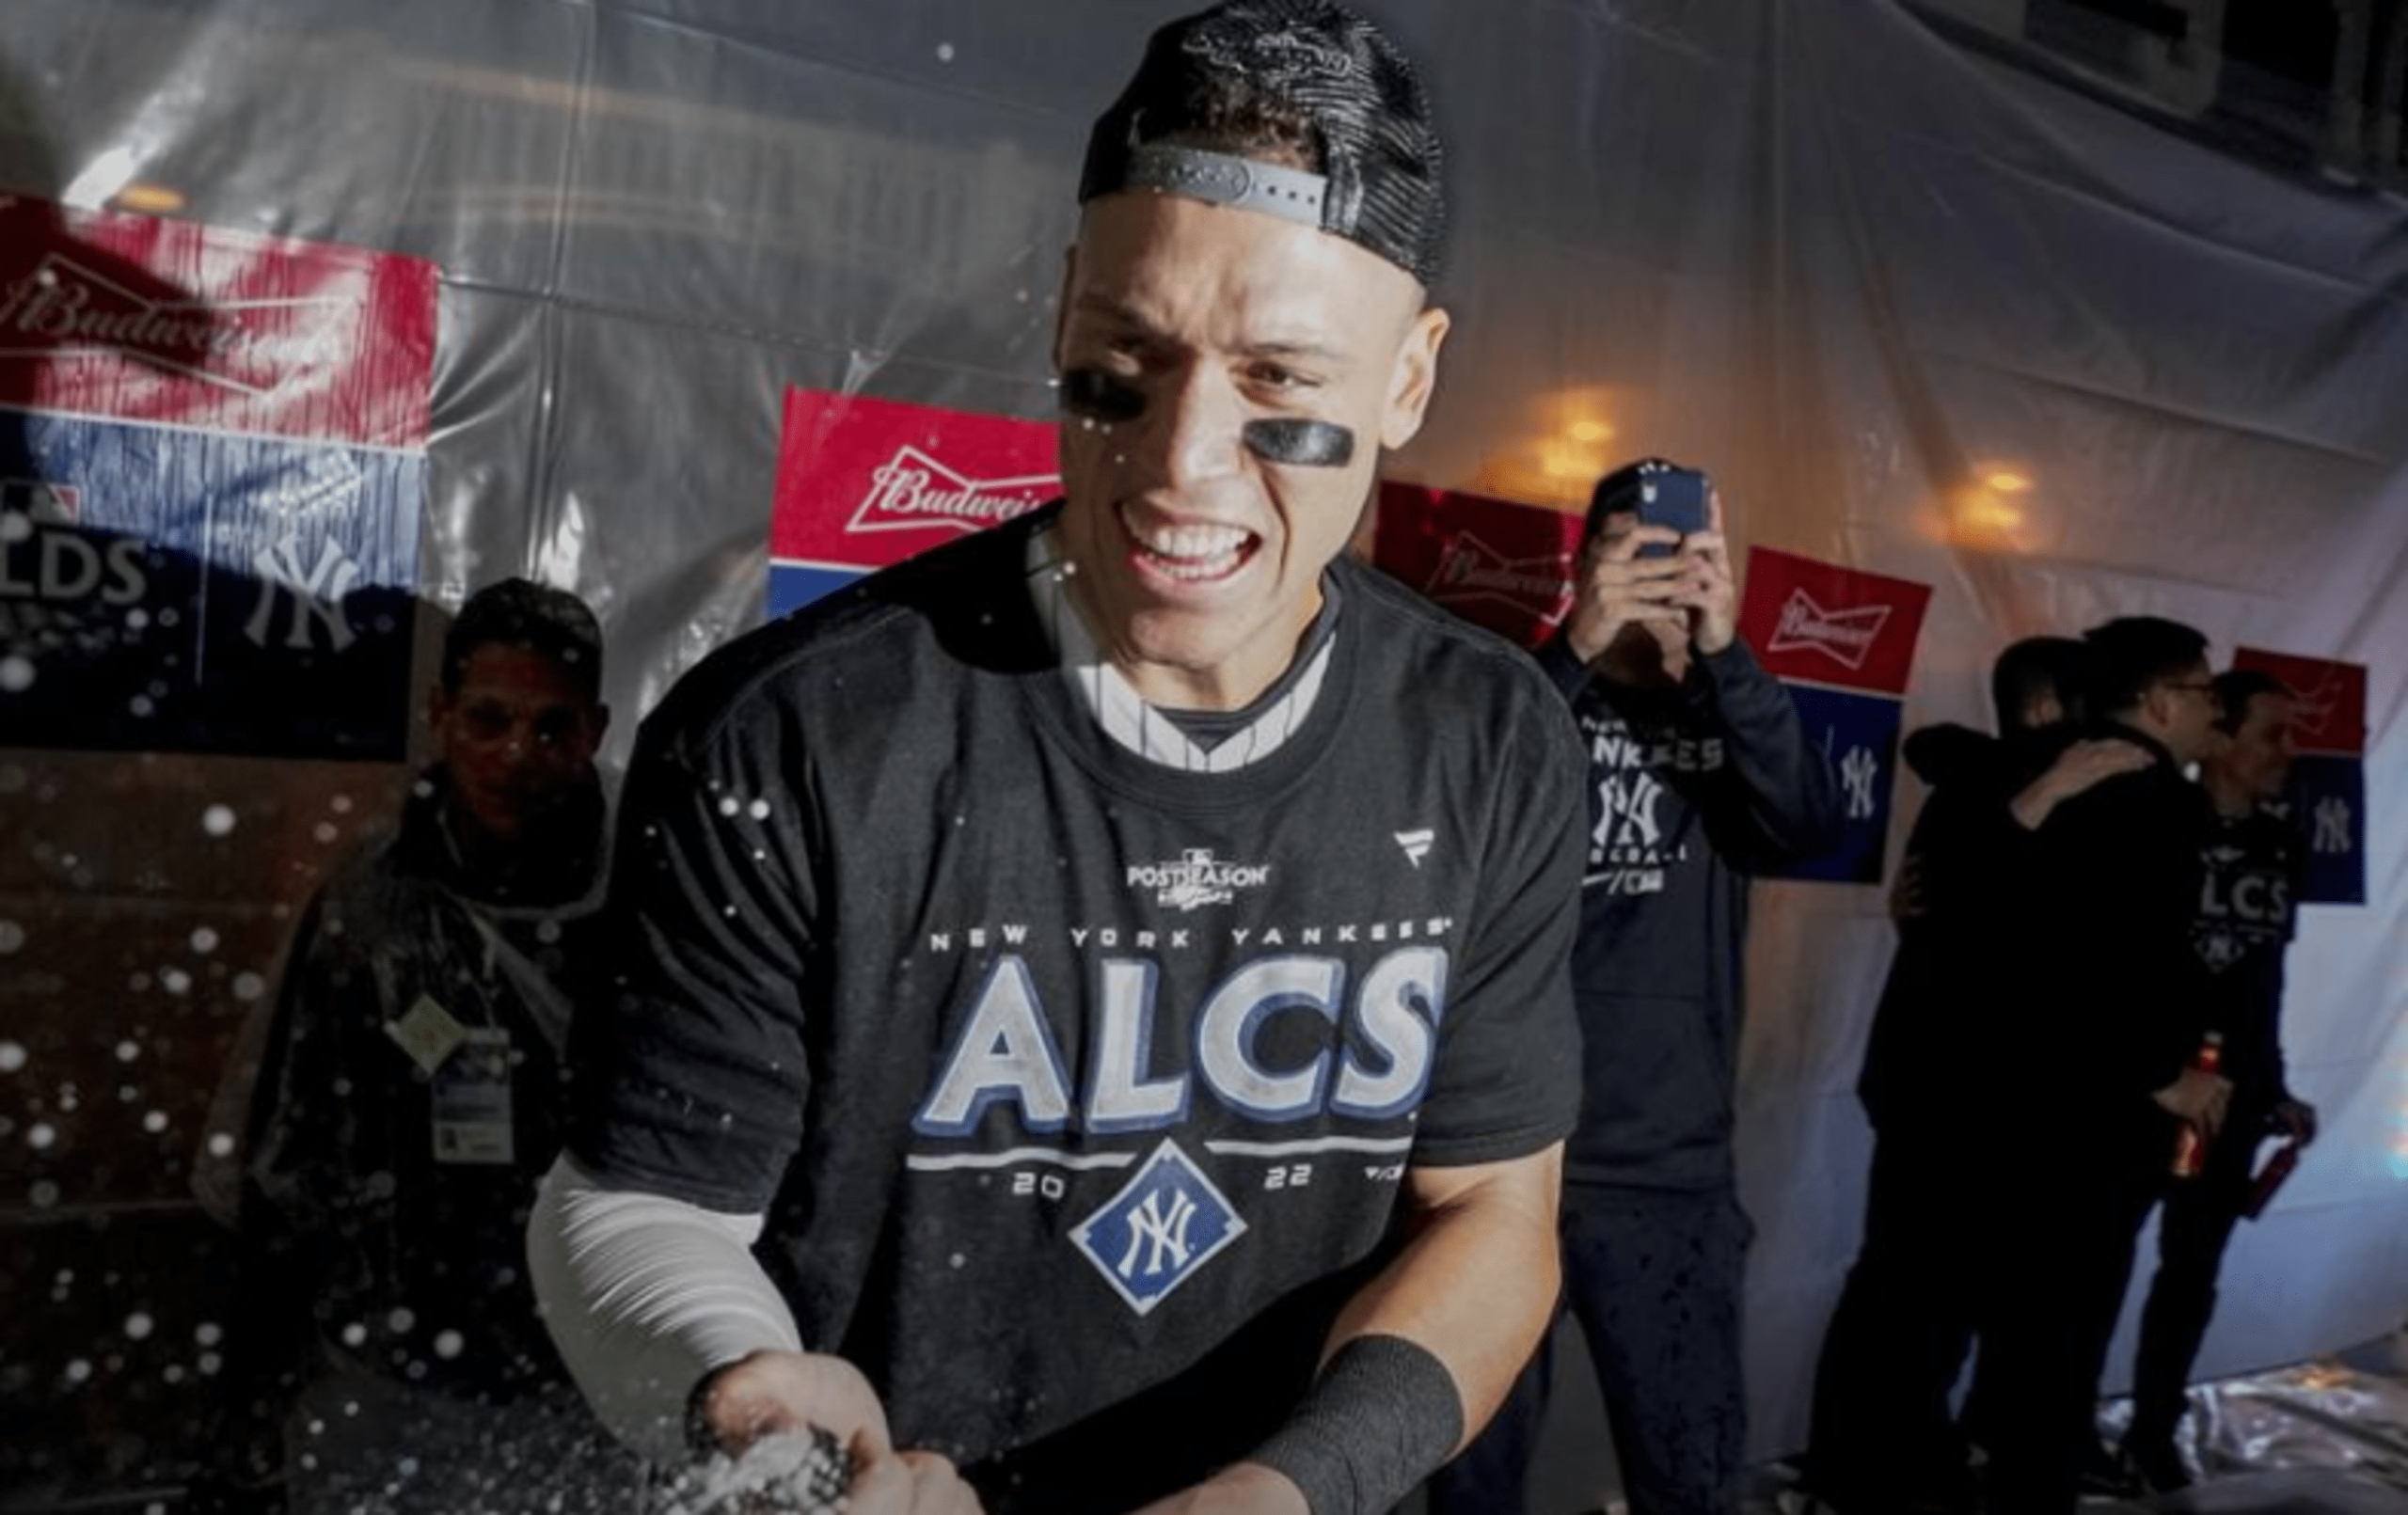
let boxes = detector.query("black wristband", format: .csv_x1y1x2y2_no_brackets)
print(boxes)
1246,1334,1465,1515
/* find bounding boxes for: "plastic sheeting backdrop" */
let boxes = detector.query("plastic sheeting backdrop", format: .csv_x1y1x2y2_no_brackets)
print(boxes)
1,0,2404,1502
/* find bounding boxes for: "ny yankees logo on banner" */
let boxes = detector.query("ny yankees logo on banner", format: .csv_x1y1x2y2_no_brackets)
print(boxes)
2315,797,2353,855
1071,1140,1247,1316
1840,745,1879,821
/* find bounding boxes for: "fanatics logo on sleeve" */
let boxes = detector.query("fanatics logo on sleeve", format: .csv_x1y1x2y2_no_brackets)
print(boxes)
1126,849,1274,912
1766,590,1893,672
1070,1140,1247,1317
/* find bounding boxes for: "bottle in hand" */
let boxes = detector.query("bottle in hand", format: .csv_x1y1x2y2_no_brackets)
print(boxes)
2170,1032,2226,1179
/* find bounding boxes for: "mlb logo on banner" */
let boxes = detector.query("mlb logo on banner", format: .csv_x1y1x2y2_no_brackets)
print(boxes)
768,388,1057,617
1738,548,1933,885
1371,483,1582,651
2234,647,2367,906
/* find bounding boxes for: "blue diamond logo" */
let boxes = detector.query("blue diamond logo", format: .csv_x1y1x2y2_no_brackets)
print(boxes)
1070,1139,1248,1316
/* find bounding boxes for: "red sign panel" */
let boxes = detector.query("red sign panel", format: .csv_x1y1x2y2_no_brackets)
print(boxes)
2231,648,2367,756
1737,547,1931,698
769,388,1059,576
0,195,435,450
1371,483,1583,650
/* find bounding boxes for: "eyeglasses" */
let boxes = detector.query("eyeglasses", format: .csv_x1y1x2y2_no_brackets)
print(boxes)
2160,680,2222,702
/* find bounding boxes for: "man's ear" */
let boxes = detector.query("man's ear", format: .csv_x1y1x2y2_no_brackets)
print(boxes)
1379,304,1451,452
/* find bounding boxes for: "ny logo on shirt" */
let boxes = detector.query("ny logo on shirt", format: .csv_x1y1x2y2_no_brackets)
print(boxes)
1118,1189,1198,1280
1071,1141,1246,1315
1596,770,1665,855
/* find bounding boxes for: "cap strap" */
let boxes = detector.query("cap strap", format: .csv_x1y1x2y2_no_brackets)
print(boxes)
1116,143,1328,230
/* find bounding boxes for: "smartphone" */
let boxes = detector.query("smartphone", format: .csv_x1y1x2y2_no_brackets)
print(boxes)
1635,466,1709,558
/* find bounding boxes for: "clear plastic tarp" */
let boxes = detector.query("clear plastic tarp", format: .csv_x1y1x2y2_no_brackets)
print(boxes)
1,0,2403,1503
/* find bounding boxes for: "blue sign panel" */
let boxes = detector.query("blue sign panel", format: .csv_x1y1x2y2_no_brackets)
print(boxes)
0,412,423,760
1772,681,1905,885
2286,753,2366,906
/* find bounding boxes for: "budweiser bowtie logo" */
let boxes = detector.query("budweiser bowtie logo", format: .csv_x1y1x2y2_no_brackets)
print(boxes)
0,253,350,397
845,446,1057,537
2284,684,2342,744
1426,533,1574,623
1767,589,1893,671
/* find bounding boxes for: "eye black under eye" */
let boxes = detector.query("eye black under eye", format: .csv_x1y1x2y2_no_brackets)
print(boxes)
1060,367,1148,424
1059,367,1354,468
1241,418,1355,469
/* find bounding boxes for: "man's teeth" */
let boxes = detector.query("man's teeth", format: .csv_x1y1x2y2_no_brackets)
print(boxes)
1134,522,1250,565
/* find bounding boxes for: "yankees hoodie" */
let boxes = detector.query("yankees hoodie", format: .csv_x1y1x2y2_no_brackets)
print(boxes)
1535,635,1844,1190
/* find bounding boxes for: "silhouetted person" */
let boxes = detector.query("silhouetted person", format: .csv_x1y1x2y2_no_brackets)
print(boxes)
2117,669,2318,1491
1978,616,2227,1515
1806,637,2147,1514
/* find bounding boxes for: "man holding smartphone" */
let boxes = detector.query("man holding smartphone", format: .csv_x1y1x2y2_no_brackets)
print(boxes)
1427,459,1843,1515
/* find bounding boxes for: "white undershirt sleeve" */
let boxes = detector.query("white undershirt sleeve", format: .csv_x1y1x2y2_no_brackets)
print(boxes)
527,1155,803,1462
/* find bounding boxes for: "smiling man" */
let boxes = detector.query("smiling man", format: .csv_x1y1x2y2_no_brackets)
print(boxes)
527,7,1587,1515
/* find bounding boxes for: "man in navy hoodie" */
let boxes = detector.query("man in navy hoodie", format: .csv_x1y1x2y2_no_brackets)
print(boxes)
1427,459,1842,1515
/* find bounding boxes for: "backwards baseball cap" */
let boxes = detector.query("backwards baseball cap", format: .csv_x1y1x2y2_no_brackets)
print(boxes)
1078,0,1448,288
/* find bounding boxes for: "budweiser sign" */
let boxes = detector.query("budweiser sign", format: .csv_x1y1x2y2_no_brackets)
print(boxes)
843,445,1058,538
0,254,348,397
1766,589,1893,671
1425,532,1575,623
2230,648,2366,756
2285,685,2342,744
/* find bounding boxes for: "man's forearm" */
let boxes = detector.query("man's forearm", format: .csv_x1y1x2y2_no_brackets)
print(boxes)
525,1156,802,1460
1319,1144,1564,1444
1158,1146,1563,1515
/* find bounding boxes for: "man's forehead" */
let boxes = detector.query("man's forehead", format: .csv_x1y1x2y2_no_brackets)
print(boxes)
454,644,593,692
1069,283,1354,356
1067,196,1409,352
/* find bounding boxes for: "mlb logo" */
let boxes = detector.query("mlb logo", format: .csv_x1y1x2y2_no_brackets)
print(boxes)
0,479,79,521
1070,1141,1248,1316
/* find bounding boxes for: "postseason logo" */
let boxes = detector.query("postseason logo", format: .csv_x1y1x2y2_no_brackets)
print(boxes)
1766,589,1893,672
1127,849,1274,912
